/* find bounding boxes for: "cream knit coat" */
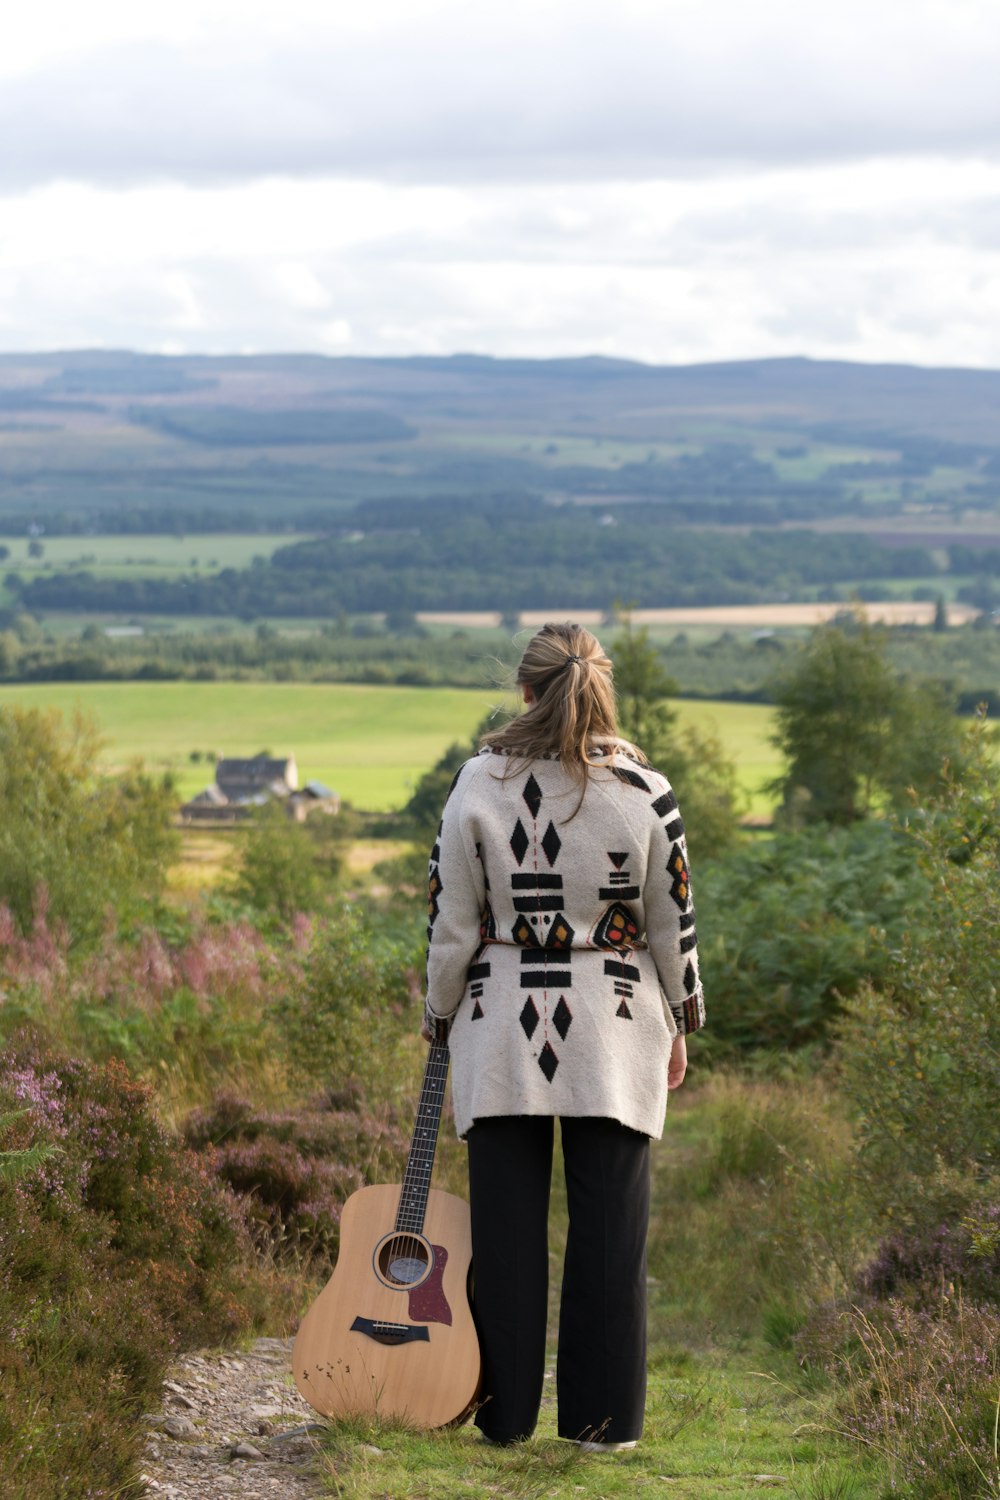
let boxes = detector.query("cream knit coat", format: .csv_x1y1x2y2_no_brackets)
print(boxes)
425,747,705,1140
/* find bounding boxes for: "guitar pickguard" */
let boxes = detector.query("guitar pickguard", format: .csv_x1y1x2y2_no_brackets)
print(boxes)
408,1245,452,1325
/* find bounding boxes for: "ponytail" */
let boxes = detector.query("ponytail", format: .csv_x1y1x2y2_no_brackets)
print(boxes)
482,622,644,810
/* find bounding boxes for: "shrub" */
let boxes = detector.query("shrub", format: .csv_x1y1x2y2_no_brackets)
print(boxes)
182,1090,407,1260
0,705,178,943
0,906,299,1115
859,1204,1000,1309
276,903,423,1102
836,721,1000,1226
793,725,1000,1497
228,802,342,921
1,1035,252,1342
696,819,927,1054
0,1036,265,1499
611,610,745,861
799,1298,1000,1499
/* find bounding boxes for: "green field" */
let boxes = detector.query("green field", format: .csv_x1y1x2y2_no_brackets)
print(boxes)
2,533,307,580
0,682,779,813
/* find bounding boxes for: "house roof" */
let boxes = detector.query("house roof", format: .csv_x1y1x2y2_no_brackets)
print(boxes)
216,753,297,790
186,783,229,807
302,780,336,799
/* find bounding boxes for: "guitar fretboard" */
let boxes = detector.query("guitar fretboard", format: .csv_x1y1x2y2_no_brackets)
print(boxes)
394,1040,449,1234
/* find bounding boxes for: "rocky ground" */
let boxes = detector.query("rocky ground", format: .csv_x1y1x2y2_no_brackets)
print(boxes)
141,1336,329,1500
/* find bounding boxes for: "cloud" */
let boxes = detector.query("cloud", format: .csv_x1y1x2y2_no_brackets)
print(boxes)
4,0,1000,190
3,0,1000,369
2,163,999,367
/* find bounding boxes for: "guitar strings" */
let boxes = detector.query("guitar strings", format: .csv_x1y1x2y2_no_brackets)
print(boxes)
392,1042,448,1281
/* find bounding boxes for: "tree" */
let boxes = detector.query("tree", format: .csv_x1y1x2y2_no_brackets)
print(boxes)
401,711,513,841
611,610,744,860
610,609,679,768
769,618,966,826
0,706,178,942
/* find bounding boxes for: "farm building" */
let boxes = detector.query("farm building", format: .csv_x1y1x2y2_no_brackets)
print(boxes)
181,752,339,822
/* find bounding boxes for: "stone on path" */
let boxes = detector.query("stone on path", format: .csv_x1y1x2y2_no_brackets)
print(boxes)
141,1336,325,1499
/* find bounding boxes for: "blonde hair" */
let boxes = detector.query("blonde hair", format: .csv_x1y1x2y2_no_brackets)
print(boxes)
482,622,646,806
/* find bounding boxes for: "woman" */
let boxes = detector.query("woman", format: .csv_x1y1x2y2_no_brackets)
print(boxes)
423,621,704,1450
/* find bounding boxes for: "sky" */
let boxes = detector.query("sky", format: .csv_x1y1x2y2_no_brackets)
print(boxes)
3,0,1000,367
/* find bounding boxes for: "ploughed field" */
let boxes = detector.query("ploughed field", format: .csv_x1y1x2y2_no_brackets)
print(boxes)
0,681,778,813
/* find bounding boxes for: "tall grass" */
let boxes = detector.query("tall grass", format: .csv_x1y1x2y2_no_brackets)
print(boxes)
647,1068,865,1346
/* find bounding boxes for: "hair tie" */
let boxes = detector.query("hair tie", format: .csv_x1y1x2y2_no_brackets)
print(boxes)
565,654,581,667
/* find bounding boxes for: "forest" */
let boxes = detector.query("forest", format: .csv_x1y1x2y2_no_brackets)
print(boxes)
11,511,943,616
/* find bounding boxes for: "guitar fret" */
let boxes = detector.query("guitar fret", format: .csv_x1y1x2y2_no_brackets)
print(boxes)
393,1041,450,1235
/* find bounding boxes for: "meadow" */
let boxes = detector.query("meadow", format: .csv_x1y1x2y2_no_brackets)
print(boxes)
2,532,306,579
0,681,780,812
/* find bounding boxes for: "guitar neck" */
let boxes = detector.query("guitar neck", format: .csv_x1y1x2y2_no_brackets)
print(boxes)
395,1038,449,1235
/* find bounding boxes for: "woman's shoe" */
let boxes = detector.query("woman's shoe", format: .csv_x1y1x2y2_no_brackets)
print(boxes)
577,1439,638,1453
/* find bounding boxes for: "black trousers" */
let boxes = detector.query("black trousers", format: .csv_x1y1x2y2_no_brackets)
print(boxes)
466,1114,650,1446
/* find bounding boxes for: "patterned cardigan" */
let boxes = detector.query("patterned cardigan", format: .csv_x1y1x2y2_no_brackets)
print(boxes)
424,747,705,1139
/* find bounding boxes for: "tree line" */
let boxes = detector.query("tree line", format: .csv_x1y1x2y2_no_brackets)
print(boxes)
12,506,940,617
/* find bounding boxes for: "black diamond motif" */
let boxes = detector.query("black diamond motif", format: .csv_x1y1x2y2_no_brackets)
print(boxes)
541,821,561,866
510,818,529,866
545,913,575,949
552,997,573,1040
428,867,442,922
471,1000,484,1020
519,998,539,1039
593,902,640,949
538,1041,559,1082
616,999,633,1019
667,843,691,910
523,774,543,820
683,959,697,994
512,915,534,946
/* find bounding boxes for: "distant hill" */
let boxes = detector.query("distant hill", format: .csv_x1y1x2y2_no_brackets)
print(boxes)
0,357,997,621
1,348,999,445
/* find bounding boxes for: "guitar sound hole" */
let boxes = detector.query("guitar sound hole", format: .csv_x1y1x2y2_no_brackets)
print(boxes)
377,1236,430,1287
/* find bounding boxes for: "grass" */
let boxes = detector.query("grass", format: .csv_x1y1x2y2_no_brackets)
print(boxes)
672,700,777,818
0,681,781,812
166,830,412,898
311,1349,879,1499
307,1071,882,1499
1,531,307,579
0,681,502,808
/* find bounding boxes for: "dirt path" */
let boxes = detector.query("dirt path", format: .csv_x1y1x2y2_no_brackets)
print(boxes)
141,1337,328,1500
415,601,976,629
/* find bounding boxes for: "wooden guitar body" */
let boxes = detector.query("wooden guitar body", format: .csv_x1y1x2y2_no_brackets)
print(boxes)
292,1183,479,1427
292,1036,481,1429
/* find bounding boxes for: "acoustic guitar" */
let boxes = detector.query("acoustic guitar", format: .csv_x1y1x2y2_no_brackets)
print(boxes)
292,1025,481,1428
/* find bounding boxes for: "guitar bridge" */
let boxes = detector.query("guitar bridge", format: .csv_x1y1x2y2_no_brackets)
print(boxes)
350,1315,430,1346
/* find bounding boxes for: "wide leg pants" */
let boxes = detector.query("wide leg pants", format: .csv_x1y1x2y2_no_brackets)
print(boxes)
466,1114,650,1446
